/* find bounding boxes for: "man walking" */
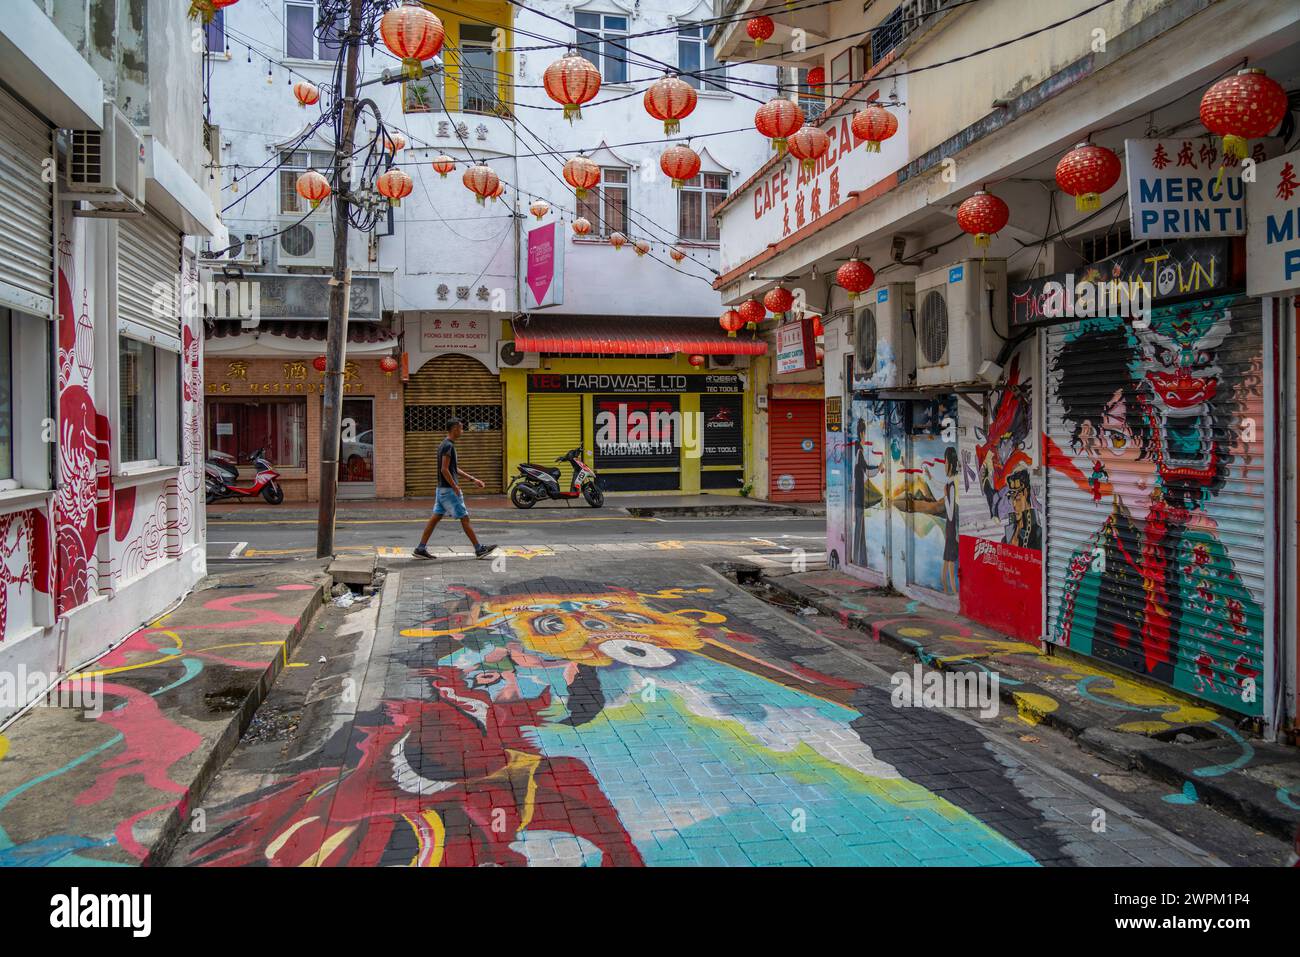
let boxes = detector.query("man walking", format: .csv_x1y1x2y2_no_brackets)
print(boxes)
413,419,497,560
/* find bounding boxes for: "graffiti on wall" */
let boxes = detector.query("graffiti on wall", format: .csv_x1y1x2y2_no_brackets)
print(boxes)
1045,298,1265,713
187,582,1035,867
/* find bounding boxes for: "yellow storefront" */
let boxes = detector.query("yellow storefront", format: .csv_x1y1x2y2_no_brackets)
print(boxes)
500,356,765,495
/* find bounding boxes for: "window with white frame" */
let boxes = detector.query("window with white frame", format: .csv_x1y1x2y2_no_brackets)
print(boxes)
678,172,728,242
116,336,180,470
0,306,53,492
576,12,628,84
575,167,629,237
279,149,334,213
458,24,499,114
285,1,344,61
676,24,726,92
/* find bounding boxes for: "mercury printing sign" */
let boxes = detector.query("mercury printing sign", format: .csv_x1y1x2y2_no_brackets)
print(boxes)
1245,148,1300,297
1125,138,1271,239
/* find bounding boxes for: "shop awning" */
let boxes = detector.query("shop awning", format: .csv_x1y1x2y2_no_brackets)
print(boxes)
512,315,768,356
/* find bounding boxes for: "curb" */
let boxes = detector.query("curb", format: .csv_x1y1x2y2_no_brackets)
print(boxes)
140,578,328,865
625,503,819,518
756,572,1300,845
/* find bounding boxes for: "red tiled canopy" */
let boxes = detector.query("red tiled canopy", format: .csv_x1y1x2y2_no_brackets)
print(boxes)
512,315,767,356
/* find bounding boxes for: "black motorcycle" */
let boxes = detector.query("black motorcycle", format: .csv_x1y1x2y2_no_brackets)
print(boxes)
508,448,603,509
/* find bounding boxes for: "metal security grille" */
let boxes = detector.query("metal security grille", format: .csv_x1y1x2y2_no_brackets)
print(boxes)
118,210,183,351
918,290,948,366
403,354,503,493
1044,298,1266,716
0,88,54,317
528,393,582,465
855,306,876,372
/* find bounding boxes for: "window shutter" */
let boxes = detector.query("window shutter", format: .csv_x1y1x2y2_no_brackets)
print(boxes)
117,210,184,352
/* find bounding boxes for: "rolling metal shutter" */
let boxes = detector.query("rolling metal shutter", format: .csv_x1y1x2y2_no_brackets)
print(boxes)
1044,299,1266,715
404,354,503,494
0,87,54,317
118,210,183,351
527,393,582,465
769,398,824,501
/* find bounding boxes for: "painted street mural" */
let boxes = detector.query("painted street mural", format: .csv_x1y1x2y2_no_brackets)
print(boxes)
957,346,1044,642
185,581,1036,867
833,397,960,598
1045,297,1265,715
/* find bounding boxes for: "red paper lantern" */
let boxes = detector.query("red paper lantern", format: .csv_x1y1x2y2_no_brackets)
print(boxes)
956,190,1010,249
633,239,651,257
720,309,745,338
660,144,701,188
529,199,551,220
688,354,706,367
543,51,602,121
295,169,331,209
1055,142,1121,211
746,16,774,49
644,74,697,135
811,315,824,337
189,0,239,26
836,258,874,300
312,355,327,373
462,164,500,205
669,247,686,262
755,98,804,155
1200,68,1288,160
738,298,766,331
851,105,898,152
379,4,445,79
488,180,505,202
786,126,830,173
609,231,627,250
763,285,794,319
376,167,413,206
572,217,592,236
563,154,601,199
806,66,825,93
293,81,319,108
383,131,406,154
379,355,399,374
432,154,455,178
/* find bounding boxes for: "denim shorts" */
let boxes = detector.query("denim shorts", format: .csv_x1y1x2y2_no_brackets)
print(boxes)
433,486,468,519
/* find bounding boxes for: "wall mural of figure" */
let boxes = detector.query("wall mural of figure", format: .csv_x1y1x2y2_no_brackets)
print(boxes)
973,352,1041,548
1046,298,1264,713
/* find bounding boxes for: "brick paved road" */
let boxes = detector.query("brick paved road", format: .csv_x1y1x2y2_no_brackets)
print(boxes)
174,546,1222,867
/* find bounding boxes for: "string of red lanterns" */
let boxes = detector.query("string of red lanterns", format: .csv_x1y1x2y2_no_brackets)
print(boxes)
295,170,331,209
660,144,701,188
956,190,1010,249
644,73,697,135
755,97,804,156
376,167,413,206
543,51,602,122
746,16,774,50
786,126,830,173
432,154,455,178
738,298,766,331
292,80,319,108
609,231,627,250
1055,142,1121,211
462,164,500,205
379,3,444,80
563,154,601,199
571,217,592,236
836,259,873,300
763,286,794,320
719,309,745,338
850,105,898,152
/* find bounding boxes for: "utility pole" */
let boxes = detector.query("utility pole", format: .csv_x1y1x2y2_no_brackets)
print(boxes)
317,0,364,559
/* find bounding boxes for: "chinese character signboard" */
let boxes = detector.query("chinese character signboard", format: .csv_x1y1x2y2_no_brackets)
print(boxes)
775,317,815,374
1125,138,1268,239
524,220,564,309
1246,149,1300,297
421,315,490,354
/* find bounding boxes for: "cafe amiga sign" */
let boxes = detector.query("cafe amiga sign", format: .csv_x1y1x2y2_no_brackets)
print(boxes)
717,73,909,276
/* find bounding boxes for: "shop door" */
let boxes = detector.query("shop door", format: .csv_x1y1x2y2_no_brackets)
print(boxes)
404,355,504,495
338,397,375,499
897,398,960,598
1044,297,1266,716
769,399,824,501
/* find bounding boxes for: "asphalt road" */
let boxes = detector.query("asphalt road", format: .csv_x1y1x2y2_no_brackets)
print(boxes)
205,509,829,562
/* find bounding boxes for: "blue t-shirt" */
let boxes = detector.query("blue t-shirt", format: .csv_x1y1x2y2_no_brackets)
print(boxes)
437,437,458,488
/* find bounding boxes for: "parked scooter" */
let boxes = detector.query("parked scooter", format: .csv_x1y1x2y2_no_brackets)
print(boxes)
507,448,603,508
205,448,284,505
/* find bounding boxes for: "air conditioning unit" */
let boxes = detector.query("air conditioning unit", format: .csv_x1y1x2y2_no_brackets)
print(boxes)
913,258,1007,387
852,282,915,391
707,353,749,370
276,218,334,268
498,340,540,369
65,100,146,216
201,232,263,268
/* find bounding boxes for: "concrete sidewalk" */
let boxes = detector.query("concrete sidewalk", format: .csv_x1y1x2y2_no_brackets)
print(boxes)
208,493,825,521
0,567,328,866
756,568,1300,844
